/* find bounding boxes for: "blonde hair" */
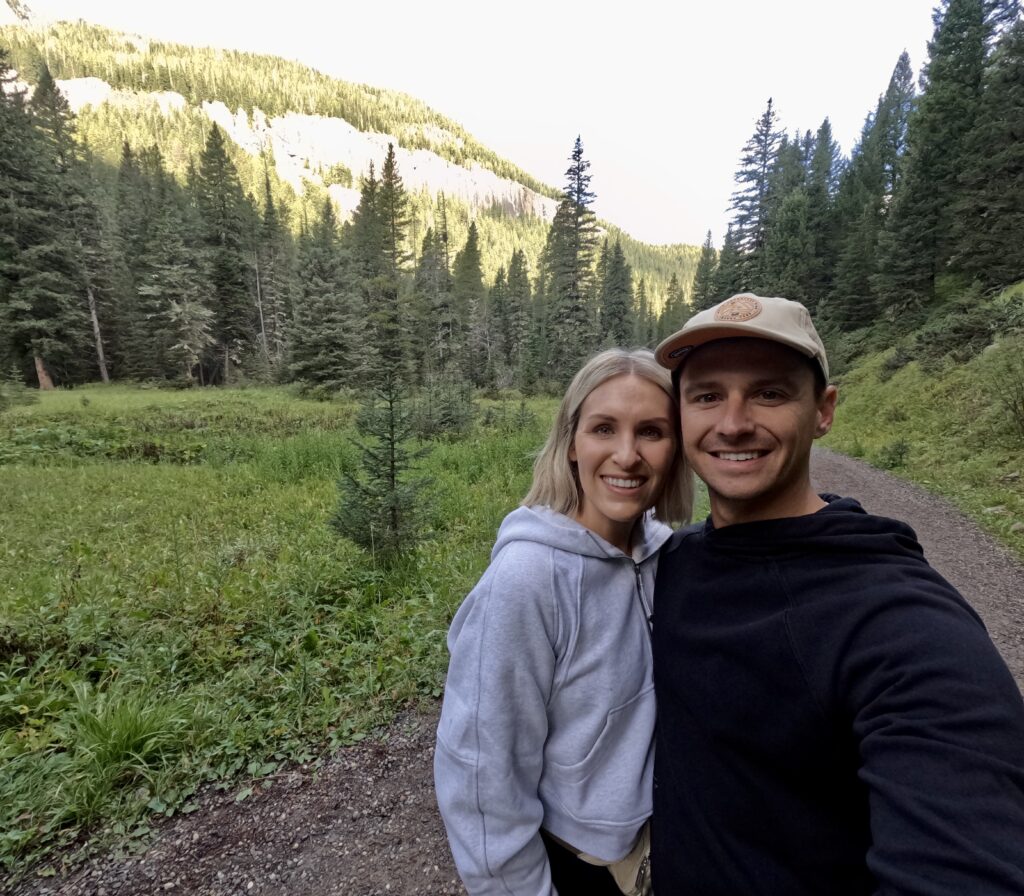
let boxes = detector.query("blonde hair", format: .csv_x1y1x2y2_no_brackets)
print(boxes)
522,348,693,525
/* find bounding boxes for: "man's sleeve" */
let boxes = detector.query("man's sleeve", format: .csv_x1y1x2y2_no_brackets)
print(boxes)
829,587,1024,894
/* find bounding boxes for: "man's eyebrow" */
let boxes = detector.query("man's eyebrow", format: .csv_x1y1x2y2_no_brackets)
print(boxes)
678,377,723,392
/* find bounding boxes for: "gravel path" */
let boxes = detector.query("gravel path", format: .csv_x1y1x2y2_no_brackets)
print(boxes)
9,449,1024,896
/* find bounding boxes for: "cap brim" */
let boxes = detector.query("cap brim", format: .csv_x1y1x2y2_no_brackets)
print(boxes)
655,323,818,370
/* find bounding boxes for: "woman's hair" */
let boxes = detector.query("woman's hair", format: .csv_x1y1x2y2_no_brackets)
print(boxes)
522,348,693,525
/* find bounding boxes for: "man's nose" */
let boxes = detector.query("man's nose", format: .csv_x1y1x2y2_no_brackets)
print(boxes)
716,396,755,438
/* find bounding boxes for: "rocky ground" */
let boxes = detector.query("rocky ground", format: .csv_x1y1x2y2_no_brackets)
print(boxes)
8,448,1023,896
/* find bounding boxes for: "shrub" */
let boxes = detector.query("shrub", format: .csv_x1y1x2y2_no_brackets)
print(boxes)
875,439,910,470
331,373,432,564
911,303,998,372
982,336,1024,445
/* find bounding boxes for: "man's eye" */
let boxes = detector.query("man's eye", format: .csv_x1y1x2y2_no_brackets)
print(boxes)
692,393,719,404
759,390,784,401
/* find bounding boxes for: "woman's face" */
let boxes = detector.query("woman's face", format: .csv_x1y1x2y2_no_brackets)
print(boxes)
568,374,677,552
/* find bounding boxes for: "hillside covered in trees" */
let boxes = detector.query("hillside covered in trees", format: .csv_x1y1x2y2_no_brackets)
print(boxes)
0,17,700,394
1,0,1023,396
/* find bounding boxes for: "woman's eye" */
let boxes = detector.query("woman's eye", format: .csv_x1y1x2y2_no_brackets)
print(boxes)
593,423,614,435
639,426,664,439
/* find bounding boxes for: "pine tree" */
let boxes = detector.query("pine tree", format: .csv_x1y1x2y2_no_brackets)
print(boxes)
949,17,1024,290
452,222,487,385
289,198,365,392
349,163,385,282
658,273,687,341
802,118,843,305
490,264,510,381
331,369,431,564
254,167,294,372
356,149,414,385
761,188,815,301
729,99,785,284
377,143,412,278
0,50,39,379
195,123,255,383
634,278,652,345
505,248,532,386
827,52,915,329
413,226,454,380
711,226,745,298
133,162,211,380
1,62,90,388
599,239,634,346
632,274,655,346
138,196,213,384
543,136,601,384
690,230,719,311
873,0,993,312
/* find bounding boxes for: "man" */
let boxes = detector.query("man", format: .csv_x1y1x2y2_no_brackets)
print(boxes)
651,292,1024,894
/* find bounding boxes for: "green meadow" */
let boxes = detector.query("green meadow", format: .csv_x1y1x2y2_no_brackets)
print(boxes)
0,385,553,873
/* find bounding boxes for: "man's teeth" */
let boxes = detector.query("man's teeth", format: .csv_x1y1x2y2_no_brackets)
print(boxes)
605,477,642,488
717,451,762,461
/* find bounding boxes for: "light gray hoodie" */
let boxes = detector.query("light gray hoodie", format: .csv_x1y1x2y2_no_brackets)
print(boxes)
434,505,671,896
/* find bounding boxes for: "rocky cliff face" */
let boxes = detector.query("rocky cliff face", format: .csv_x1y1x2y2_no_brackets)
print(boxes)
54,75,559,224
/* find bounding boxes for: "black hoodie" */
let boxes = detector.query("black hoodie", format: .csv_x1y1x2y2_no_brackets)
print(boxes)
652,496,1024,895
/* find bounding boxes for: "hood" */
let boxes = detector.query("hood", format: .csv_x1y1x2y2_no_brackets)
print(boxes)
494,505,672,564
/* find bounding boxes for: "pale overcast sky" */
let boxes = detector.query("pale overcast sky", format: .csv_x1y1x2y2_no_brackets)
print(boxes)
12,0,939,247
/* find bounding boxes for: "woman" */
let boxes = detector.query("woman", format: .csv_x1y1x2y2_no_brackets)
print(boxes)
435,349,692,895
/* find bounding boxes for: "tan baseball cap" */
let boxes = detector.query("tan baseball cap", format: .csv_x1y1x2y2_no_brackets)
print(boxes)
655,292,829,380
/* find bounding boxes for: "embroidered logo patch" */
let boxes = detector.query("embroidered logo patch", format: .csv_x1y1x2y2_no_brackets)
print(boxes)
714,295,762,322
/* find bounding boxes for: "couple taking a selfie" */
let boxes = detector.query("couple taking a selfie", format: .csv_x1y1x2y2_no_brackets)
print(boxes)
432,293,1024,895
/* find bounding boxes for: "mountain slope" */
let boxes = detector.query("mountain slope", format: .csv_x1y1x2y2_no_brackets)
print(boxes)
0,18,700,297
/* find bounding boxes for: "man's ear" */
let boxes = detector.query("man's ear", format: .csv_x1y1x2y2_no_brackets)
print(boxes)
814,385,838,439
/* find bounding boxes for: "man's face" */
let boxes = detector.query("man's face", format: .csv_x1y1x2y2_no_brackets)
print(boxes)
677,338,837,527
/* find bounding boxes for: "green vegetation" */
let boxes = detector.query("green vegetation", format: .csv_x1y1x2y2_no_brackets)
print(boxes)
0,384,552,877
823,284,1024,556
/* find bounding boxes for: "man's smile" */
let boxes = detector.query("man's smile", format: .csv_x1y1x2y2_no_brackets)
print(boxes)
709,450,769,462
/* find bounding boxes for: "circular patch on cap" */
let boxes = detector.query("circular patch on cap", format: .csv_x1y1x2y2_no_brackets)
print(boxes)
714,295,762,322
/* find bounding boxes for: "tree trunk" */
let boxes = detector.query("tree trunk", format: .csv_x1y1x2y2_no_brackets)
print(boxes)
34,355,55,390
223,345,230,386
86,281,110,383
253,250,270,363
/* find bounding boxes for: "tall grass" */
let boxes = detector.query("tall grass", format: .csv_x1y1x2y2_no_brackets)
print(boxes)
0,385,547,876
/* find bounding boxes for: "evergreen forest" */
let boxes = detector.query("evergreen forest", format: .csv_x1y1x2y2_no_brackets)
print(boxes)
4,0,1021,397
0,19,698,394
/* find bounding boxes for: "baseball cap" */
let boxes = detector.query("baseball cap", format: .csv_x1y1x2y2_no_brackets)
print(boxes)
654,292,829,380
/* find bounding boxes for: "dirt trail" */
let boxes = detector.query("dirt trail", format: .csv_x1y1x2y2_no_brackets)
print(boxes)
10,449,1024,896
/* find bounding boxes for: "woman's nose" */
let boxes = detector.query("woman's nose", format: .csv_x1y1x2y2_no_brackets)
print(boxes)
613,435,641,466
